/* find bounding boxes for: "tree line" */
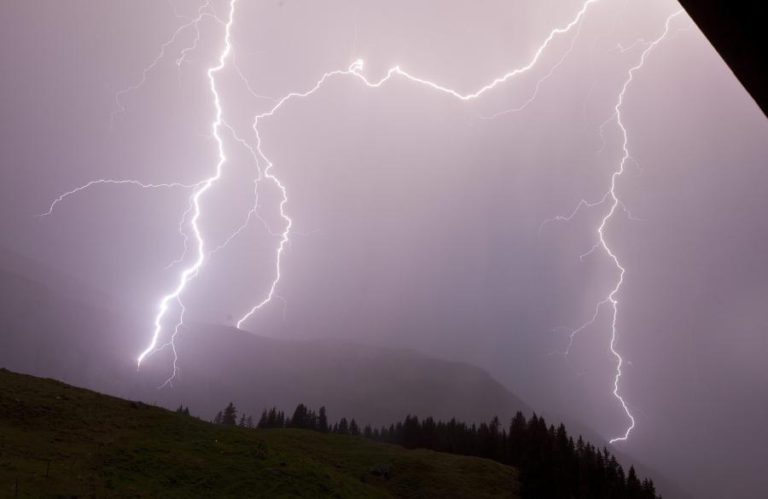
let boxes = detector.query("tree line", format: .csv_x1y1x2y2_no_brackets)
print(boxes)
190,402,660,499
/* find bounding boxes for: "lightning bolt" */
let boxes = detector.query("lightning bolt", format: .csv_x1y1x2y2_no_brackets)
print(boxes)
538,192,611,234
547,10,684,443
42,0,686,444
44,0,602,395
156,296,186,388
38,179,200,218
603,10,684,443
482,9,586,119
237,0,602,327
137,0,238,367
110,0,221,127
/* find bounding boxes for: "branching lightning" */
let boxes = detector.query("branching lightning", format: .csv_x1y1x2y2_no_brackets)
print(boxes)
110,0,221,127
136,0,238,368
482,12,586,119
41,0,687,442
601,10,683,443
38,178,200,218
236,0,602,327
546,10,684,443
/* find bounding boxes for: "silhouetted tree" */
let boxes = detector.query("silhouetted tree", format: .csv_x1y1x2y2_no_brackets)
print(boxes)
349,419,360,436
216,400,660,499
337,417,349,435
257,407,287,428
290,403,318,429
364,410,659,499
222,402,237,426
318,406,329,432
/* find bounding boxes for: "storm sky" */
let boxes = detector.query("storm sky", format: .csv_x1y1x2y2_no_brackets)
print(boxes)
1,1,767,497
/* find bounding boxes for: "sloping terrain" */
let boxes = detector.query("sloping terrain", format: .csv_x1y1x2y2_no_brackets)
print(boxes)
0,368,519,498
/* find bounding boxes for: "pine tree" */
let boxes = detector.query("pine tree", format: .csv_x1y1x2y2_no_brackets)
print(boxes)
257,410,268,428
206,401,659,499
318,406,329,432
642,478,657,497
627,466,643,498
267,408,278,427
337,418,349,435
290,404,309,428
222,402,237,426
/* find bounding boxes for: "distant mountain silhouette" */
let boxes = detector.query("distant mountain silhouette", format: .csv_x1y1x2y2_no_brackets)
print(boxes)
135,324,532,426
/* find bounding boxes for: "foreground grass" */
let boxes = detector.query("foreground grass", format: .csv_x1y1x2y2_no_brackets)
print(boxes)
0,369,518,497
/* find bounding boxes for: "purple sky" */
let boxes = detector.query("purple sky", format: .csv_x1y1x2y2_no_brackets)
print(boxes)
2,1,767,497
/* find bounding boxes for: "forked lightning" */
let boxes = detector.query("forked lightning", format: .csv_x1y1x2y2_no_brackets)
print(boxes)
41,0,686,443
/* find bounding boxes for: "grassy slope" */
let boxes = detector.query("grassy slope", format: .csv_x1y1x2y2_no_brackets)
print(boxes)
0,369,518,498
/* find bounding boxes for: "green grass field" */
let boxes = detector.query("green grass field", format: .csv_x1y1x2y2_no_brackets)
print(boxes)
0,368,519,497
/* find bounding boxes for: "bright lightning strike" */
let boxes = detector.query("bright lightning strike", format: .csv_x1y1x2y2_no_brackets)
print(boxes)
44,0,602,401
42,0,686,445
482,11,586,119
38,179,200,218
110,0,221,127
602,10,684,443
237,0,602,327
137,0,238,368
548,10,685,443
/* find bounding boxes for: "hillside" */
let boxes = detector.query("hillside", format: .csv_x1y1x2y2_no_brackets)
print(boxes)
0,368,519,498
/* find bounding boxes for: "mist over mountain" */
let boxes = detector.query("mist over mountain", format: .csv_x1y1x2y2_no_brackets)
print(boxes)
0,247,689,498
0,247,529,425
